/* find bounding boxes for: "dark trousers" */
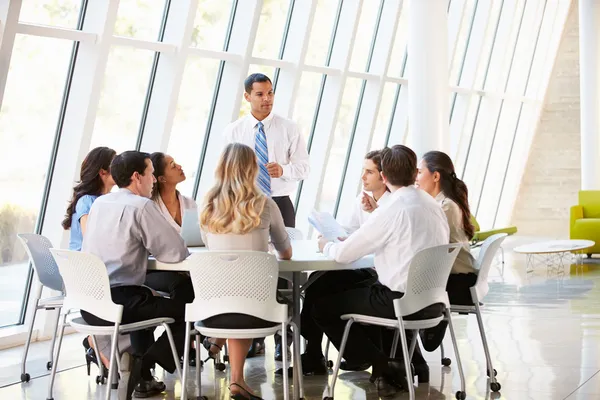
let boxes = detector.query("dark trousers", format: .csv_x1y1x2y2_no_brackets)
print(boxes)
301,269,378,356
313,283,443,368
447,273,478,305
272,196,295,228
144,270,195,304
81,285,187,379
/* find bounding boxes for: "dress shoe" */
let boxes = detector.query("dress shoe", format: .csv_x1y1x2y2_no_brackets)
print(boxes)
274,342,292,362
275,353,327,376
340,360,371,371
370,359,414,389
374,376,402,398
133,378,166,398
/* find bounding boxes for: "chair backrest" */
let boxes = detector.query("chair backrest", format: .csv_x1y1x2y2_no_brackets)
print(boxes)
579,190,600,218
471,233,507,301
50,249,123,323
285,227,304,240
394,244,461,317
17,234,64,292
184,251,287,324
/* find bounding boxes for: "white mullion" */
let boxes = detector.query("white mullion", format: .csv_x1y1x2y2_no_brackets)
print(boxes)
0,0,23,107
138,0,198,153
16,23,97,42
449,0,492,156
447,0,467,70
296,0,363,234
110,35,177,53
196,0,264,199
249,56,295,69
337,0,402,218
187,47,242,62
384,76,408,85
345,70,379,80
387,83,409,145
40,0,120,251
273,0,318,118
301,64,342,75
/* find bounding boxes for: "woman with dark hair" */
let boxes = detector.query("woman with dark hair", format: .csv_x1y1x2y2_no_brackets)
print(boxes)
148,152,197,231
63,146,116,250
416,151,477,305
62,146,118,377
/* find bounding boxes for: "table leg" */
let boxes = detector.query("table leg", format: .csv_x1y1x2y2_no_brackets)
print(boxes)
292,272,304,399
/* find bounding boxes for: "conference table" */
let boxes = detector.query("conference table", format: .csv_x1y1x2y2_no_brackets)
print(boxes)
147,240,374,399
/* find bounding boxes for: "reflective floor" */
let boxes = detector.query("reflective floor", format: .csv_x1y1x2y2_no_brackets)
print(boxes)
2,236,600,399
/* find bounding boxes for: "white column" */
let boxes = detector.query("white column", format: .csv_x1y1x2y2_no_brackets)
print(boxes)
579,0,600,190
407,0,449,157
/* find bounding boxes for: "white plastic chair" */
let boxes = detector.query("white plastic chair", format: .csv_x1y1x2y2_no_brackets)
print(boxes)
285,227,304,240
323,244,465,400
441,233,507,393
47,249,183,400
16,234,64,383
180,251,295,400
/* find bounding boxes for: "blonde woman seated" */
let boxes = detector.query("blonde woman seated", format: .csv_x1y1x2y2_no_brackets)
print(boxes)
200,143,292,400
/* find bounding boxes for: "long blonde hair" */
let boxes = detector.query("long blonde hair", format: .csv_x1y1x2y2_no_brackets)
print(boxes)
200,143,267,234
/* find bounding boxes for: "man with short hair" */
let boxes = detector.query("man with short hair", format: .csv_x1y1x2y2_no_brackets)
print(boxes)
224,73,310,360
314,145,450,396
82,151,190,399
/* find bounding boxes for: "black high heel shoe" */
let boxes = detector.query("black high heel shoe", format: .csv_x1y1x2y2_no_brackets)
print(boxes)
202,338,222,362
229,383,263,400
85,348,109,379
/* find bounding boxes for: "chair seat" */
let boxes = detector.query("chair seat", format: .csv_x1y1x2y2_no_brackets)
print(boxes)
38,295,64,309
194,321,283,339
341,314,444,330
69,317,175,335
450,305,476,314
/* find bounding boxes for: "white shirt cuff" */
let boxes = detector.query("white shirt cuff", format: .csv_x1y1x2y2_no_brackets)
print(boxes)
323,241,336,259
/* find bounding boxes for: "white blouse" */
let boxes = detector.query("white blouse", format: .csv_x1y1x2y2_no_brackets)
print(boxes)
156,192,198,233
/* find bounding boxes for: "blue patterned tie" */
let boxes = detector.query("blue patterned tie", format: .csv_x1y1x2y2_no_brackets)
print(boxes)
255,121,271,196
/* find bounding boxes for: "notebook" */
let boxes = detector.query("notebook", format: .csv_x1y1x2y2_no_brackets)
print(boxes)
180,208,204,247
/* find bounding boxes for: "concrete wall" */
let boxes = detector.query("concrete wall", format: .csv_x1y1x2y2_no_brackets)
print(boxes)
511,2,580,238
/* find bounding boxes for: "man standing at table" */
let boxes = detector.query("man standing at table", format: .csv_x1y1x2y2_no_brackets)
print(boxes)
224,73,310,361
224,73,310,227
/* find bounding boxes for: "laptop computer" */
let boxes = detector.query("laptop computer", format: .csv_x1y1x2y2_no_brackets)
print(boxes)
180,208,204,247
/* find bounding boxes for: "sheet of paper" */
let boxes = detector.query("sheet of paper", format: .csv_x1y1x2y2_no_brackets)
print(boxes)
308,210,348,241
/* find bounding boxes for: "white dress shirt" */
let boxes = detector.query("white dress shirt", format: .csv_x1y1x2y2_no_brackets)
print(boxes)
83,189,189,287
223,112,310,197
323,186,450,293
156,192,198,233
341,190,391,234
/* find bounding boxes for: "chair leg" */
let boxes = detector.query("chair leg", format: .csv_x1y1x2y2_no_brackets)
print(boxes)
324,319,354,399
90,335,105,382
408,330,418,360
195,334,201,397
105,325,120,400
163,323,183,379
324,338,331,367
181,324,191,400
281,323,290,400
474,302,498,386
389,329,400,358
46,314,66,400
445,309,466,396
20,304,39,381
288,321,304,399
396,317,415,400
46,308,61,371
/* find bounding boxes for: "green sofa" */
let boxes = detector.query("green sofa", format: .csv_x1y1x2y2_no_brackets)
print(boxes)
570,190,600,256
470,216,517,244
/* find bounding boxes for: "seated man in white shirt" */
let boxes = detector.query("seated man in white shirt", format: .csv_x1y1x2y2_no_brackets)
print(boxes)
314,145,450,396
292,150,390,376
81,151,190,399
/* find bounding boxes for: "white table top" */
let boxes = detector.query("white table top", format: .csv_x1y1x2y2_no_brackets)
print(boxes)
513,240,595,254
148,240,374,273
